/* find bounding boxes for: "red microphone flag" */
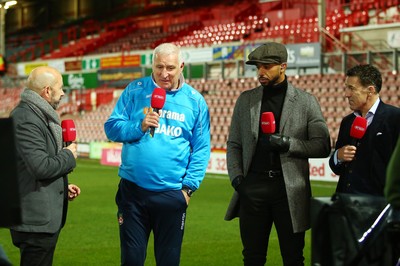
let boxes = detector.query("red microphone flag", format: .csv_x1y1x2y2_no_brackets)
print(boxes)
261,112,276,134
151,88,166,111
350,116,367,140
150,88,166,137
61,119,76,144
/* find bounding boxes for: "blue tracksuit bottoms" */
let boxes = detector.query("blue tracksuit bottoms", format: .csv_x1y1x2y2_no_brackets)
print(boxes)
116,178,188,266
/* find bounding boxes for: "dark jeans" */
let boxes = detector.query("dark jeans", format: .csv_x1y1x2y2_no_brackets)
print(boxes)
238,171,305,266
116,178,188,266
10,229,60,266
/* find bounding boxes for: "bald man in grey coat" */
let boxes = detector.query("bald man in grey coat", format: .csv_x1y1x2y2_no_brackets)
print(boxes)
10,66,80,266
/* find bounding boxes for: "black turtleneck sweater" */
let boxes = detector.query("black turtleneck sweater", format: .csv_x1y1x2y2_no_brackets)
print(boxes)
249,77,288,173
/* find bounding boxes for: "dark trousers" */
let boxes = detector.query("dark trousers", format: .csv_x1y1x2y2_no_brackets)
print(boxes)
10,229,60,266
116,179,188,266
238,171,305,266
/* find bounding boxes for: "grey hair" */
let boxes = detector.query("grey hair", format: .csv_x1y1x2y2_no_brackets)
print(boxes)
152,43,183,65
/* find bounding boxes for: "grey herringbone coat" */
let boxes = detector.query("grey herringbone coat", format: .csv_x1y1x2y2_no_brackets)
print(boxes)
224,82,331,233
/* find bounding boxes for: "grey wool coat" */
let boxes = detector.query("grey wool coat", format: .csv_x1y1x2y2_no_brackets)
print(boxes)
224,82,331,233
10,101,76,233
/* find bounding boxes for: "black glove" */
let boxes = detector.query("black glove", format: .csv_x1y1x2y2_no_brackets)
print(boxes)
231,175,243,191
268,134,290,153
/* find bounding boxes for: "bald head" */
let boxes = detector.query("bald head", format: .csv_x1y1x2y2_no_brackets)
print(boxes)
27,66,64,110
27,66,62,94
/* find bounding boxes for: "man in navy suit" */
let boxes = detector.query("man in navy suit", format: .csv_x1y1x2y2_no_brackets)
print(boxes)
330,64,400,195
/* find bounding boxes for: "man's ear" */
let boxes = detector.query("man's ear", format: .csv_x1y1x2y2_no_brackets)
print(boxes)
368,85,376,95
40,86,51,98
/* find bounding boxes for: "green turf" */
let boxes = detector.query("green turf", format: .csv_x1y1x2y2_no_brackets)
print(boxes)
0,158,336,265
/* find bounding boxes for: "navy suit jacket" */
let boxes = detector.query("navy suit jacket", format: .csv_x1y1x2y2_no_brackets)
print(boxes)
330,101,400,195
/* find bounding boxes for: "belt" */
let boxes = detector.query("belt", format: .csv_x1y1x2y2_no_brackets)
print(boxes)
251,169,283,178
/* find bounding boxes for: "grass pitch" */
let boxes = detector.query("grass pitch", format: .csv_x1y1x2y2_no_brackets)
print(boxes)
0,158,336,265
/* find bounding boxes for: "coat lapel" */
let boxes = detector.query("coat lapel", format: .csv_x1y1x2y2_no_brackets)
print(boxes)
250,86,263,138
280,84,297,133
365,101,386,140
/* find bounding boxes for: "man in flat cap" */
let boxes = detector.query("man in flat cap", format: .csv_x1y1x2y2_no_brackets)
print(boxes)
225,42,331,265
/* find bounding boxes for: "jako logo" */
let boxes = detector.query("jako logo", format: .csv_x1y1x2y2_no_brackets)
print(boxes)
180,212,186,230
156,124,183,137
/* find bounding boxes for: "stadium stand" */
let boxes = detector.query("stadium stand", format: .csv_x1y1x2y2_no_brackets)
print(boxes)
1,0,380,61
43,73,395,149
2,0,400,149
1,73,399,149
0,88,23,118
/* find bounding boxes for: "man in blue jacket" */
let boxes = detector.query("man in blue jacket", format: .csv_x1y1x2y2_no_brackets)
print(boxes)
104,43,211,266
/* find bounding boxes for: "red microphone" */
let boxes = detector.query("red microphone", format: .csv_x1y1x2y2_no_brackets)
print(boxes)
261,112,276,134
61,119,76,147
150,88,166,137
350,116,367,146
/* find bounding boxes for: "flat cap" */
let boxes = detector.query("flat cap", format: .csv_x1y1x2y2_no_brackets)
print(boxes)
246,42,288,65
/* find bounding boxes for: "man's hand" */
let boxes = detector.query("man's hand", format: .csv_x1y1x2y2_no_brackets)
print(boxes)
65,143,77,158
268,134,290,153
141,108,160,132
231,175,243,191
337,145,357,162
181,190,190,205
68,184,81,201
